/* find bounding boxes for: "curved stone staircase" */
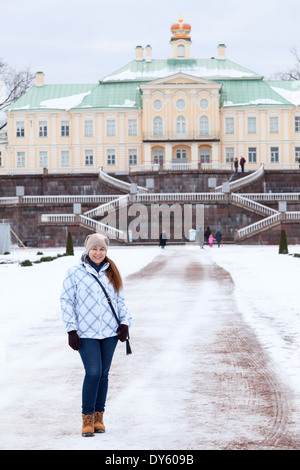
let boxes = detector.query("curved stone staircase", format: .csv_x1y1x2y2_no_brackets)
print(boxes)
36,166,300,243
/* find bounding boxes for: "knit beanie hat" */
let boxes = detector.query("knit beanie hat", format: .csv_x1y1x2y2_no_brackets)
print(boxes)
84,233,109,253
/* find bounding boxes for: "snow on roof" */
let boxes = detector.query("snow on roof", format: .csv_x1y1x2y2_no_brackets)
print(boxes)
109,99,136,107
39,91,91,110
270,86,300,106
103,66,255,82
223,98,283,107
102,59,261,83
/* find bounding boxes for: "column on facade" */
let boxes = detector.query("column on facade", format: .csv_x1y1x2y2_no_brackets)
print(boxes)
259,110,267,165
237,110,245,160
165,143,172,165
97,113,103,168
191,142,198,168
283,110,290,166
28,114,35,170
212,90,220,141
143,143,151,166
119,112,125,170
73,113,81,169
51,113,57,170
211,142,219,166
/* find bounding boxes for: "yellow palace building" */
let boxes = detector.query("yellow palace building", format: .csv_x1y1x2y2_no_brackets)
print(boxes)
2,17,300,175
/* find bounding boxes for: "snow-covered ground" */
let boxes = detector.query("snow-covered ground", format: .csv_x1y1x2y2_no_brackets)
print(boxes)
208,244,300,398
0,243,299,449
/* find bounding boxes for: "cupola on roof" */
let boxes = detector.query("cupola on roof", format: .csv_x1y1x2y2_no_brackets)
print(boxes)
170,15,191,41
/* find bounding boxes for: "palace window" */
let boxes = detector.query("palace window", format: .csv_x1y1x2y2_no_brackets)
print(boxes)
176,99,186,110
106,120,116,137
61,121,70,137
199,116,209,136
153,99,162,111
16,121,25,138
199,98,209,110
153,116,163,136
269,116,279,133
61,151,70,167
175,148,187,160
199,147,211,163
153,149,164,165
107,149,116,165
295,116,300,132
225,147,234,163
16,151,26,167
85,150,94,166
0,151,2,167
270,146,279,163
225,117,234,134
176,115,186,134
248,147,257,163
128,119,137,136
39,151,48,167
39,121,48,137
129,149,138,166
177,45,185,57
84,120,93,137
295,147,300,163
247,117,257,134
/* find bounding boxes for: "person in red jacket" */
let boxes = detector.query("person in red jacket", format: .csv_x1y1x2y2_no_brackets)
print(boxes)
240,157,246,172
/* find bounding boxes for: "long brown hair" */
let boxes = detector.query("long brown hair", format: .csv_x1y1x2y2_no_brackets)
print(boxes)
105,256,123,294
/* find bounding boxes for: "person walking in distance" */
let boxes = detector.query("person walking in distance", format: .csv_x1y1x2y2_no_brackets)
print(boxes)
204,227,211,245
208,234,216,247
215,230,222,248
234,157,239,173
240,156,246,172
61,233,131,437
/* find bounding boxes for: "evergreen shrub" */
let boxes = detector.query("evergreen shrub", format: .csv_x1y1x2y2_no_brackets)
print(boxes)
279,229,288,254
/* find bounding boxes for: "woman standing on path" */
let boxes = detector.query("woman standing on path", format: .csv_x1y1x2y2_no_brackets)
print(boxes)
60,233,131,437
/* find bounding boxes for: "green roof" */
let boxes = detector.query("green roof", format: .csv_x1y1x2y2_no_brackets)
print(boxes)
8,84,96,111
8,81,143,111
75,82,143,109
219,79,292,107
101,58,263,82
8,58,300,112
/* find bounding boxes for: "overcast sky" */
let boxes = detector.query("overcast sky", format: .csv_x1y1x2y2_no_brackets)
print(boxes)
1,0,299,84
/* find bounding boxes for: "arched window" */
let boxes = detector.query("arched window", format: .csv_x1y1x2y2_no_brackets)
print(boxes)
199,147,211,163
176,115,186,134
175,148,187,160
153,148,164,165
153,116,163,136
199,116,209,136
177,45,185,57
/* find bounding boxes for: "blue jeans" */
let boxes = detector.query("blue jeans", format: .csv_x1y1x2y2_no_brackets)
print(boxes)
79,336,118,415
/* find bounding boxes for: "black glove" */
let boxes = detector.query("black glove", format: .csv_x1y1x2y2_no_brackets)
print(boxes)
117,324,128,342
68,330,81,350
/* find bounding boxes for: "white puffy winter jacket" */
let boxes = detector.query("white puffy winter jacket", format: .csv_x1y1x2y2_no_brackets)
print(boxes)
61,253,131,339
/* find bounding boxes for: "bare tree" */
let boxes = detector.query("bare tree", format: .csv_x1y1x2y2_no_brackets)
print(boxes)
0,59,34,131
273,47,300,81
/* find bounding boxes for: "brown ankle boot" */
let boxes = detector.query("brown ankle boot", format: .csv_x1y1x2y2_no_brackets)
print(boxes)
82,414,94,437
94,411,105,433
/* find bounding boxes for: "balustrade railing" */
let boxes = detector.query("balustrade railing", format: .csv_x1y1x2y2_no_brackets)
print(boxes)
79,215,125,239
231,193,279,217
215,164,265,192
237,213,281,239
142,131,220,141
99,169,148,193
84,195,130,218
136,192,225,203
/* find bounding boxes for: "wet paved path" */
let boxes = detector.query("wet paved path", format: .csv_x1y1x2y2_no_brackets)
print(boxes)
108,247,300,450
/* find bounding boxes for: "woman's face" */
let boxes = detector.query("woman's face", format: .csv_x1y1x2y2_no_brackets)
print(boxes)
89,246,106,265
